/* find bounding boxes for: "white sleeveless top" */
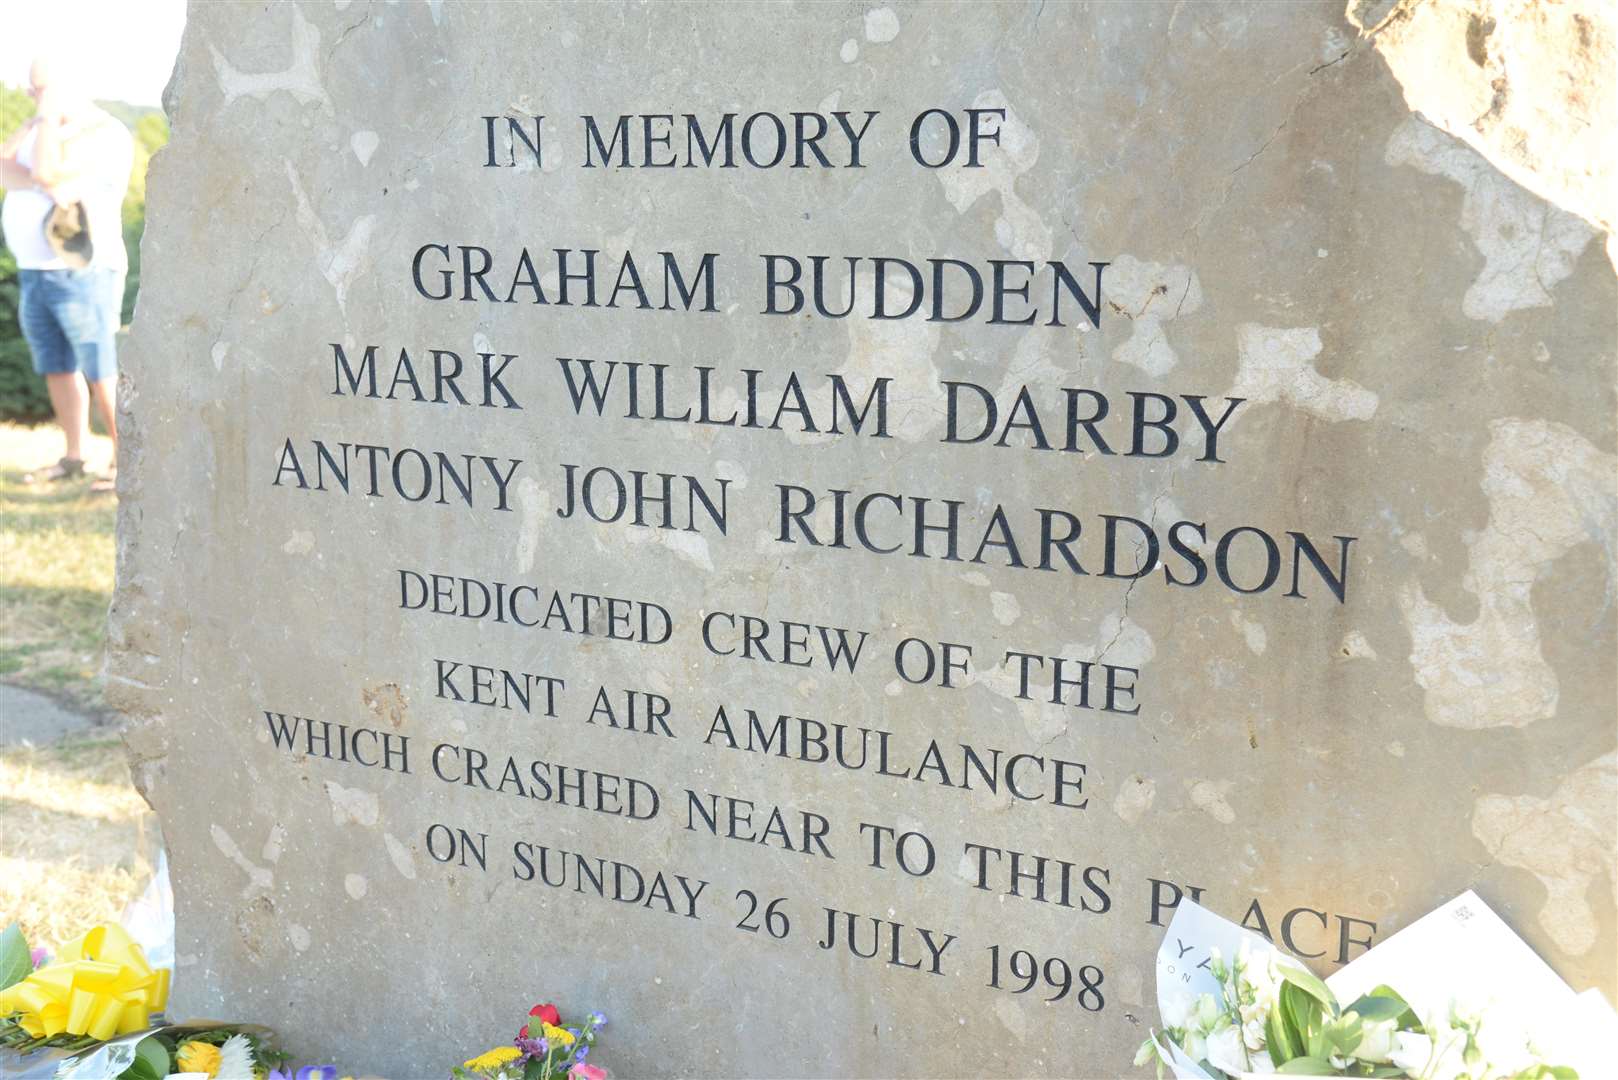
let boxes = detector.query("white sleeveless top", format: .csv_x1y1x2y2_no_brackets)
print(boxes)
2,116,133,272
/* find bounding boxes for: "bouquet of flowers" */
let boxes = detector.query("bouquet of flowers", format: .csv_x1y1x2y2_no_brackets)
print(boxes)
453,1001,607,1080
0,921,325,1079
1137,892,1613,1080
68,1023,291,1080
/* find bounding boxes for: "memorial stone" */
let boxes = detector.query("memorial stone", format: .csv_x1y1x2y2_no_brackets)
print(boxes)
109,2,1617,1075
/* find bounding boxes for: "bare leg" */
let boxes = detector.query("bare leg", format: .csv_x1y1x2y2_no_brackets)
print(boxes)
88,376,118,460
45,372,89,462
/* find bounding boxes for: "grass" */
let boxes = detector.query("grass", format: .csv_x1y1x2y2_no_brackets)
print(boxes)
0,421,117,713
1,420,149,949
0,737,157,949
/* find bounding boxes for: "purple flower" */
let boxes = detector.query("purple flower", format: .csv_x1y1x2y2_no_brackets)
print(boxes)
275,1069,337,1080
574,1045,590,1062
588,1011,606,1027
515,1035,548,1061
29,948,48,968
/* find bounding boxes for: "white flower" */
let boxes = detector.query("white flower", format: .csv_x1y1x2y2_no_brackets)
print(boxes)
1388,1030,1433,1074
1182,1028,1209,1064
214,1034,255,1079
1240,945,1281,1005
1161,986,1198,1029
1357,1016,1399,1063
1473,1010,1535,1072
1234,947,1281,1054
1392,1024,1470,1080
1207,1023,1251,1076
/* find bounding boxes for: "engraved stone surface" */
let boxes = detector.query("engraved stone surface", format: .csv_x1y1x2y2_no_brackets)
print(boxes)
110,2,1616,1075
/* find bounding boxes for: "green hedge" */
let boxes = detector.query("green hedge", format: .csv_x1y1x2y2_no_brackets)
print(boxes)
0,87,165,422
0,244,40,418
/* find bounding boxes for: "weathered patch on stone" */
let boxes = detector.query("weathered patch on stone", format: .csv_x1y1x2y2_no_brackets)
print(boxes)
1400,419,1616,730
1473,753,1617,956
1231,325,1379,422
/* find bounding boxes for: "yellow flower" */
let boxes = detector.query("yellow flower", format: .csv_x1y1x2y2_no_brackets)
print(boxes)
463,1046,522,1071
177,1041,223,1077
541,1023,576,1047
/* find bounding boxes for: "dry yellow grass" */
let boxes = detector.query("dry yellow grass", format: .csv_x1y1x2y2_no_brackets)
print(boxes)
1,422,146,949
0,736,156,950
0,422,118,712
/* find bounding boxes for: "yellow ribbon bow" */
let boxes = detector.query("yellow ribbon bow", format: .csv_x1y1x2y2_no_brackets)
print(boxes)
0,924,170,1041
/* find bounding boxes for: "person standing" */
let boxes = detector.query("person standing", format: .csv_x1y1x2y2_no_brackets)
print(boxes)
1,55,135,491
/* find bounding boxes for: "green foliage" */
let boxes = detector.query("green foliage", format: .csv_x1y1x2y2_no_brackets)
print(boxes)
117,1036,173,1080
0,244,38,420
0,923,30,991
1263,974,1433,1078
0,85,167,421
0,84,42,420
0,85,30,133
1348,989,1414,1026
1266,997,1303,1063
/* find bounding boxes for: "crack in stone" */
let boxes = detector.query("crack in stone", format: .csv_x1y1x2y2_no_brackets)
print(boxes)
1183,96,1303,244
1172,274,1193,318
329,5,375,59
1098,470,1177,664
1309,49,1352,75
223,209,292,323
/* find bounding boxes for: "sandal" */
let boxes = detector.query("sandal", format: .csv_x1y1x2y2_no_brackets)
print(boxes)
23,457,86,484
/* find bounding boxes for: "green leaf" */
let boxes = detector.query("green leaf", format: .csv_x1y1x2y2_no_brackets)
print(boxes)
117,1056,161,1080
1324,1012,1363,1056
134,1035,171,1078
1267,1003,1303,1065
1277,1056,1336,1075
1277,958,1340,1018
0,924,31,991
1281,982,1325,1054
1363,985,1420,1029
1346,993,1409,1024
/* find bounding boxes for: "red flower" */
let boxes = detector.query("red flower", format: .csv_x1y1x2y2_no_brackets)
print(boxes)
519,1025,530,1039
529,1003,561,1026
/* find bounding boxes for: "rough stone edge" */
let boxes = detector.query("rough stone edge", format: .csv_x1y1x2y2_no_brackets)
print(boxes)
1348,0,1617,270
105,8,198,817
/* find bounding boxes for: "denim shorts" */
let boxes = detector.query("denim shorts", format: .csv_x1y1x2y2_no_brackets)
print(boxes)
18,267,125,382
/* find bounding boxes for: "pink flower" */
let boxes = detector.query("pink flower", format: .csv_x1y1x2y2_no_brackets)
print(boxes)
570,1066,606,1080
